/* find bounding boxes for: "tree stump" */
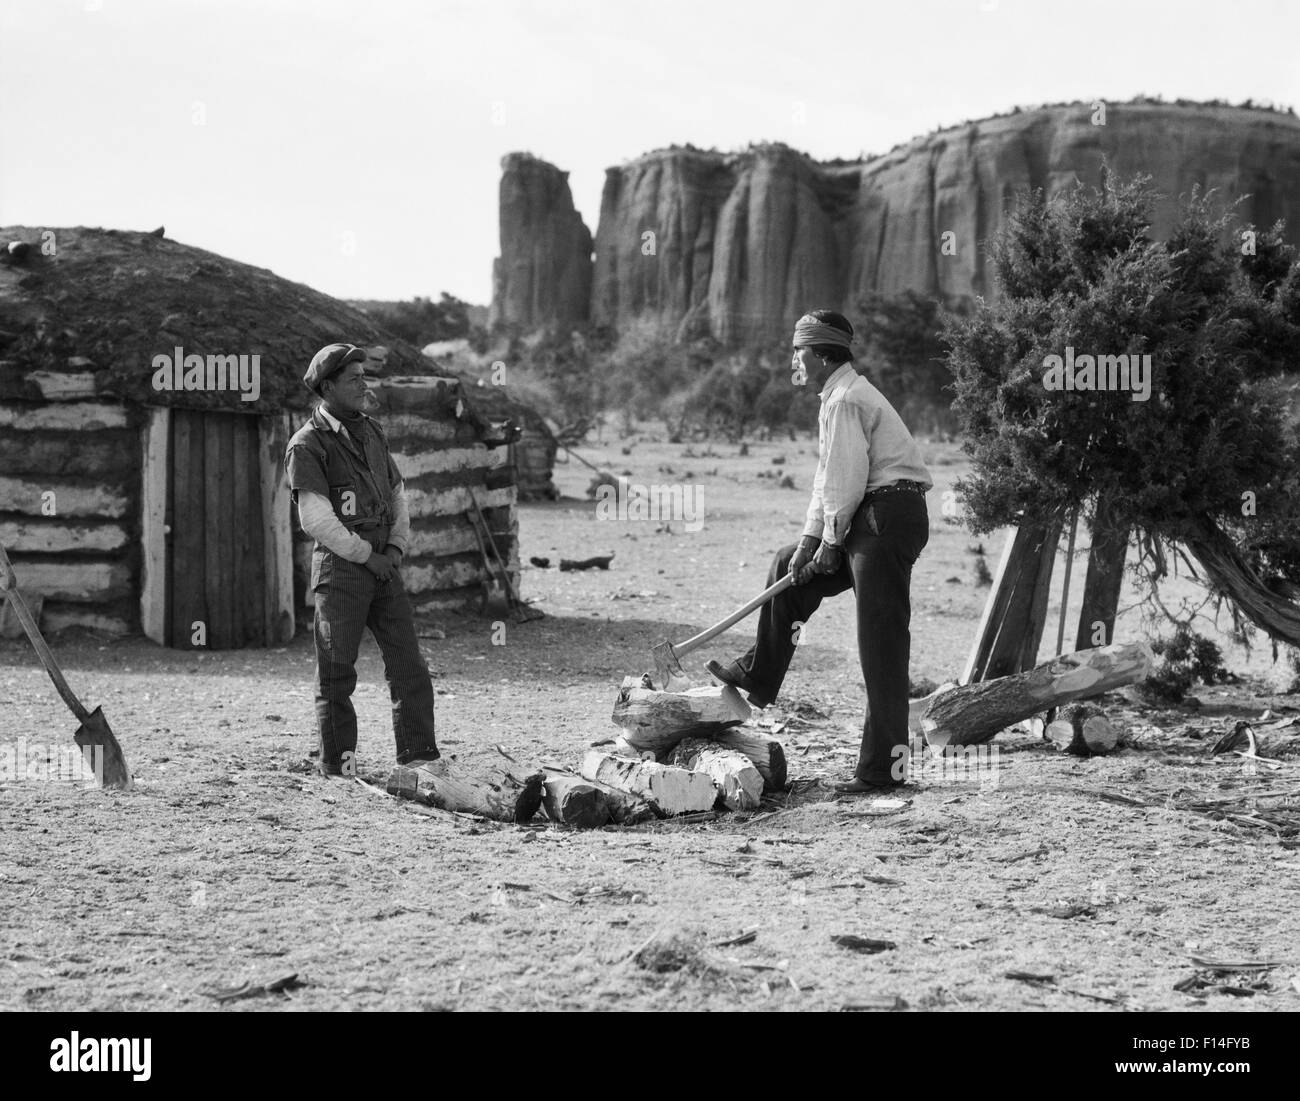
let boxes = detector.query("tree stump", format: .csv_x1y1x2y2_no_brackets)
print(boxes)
386,757,543,823
708,728,788,791
671,739,763,811
1045,703,1120,756
921,642,1153,748
579,749,718,817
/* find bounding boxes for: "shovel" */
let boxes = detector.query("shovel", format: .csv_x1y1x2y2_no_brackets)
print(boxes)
0,544,132,789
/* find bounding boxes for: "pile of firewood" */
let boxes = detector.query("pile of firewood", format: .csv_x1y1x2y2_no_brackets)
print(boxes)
384,677,787,829
382,642,1158,826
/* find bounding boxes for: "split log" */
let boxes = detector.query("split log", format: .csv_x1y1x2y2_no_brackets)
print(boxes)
1045,703,1120,756
575,773,657,825
560,553,614,571
386,757,543,823
541,771,610,828
613,678,743,757
671,739,763,811
708,728,788,791
921,642,1153,749
579,750,717,817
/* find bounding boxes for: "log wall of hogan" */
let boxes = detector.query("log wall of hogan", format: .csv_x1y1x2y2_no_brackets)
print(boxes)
0,390,140,636
0,373,520,639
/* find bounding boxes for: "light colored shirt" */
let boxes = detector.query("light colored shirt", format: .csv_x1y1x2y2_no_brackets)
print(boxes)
296,405,411,564
802,363,933,546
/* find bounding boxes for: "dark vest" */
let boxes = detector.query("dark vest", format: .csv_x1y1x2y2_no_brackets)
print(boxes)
304,406,395,534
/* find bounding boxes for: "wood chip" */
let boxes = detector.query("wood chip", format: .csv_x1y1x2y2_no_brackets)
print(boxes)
1031,903,1095,919
711,929,758,948
1006,970,1055,984
1187,954,1285,972
996,845,1049,863
840,995,907,1011
831,935,896,954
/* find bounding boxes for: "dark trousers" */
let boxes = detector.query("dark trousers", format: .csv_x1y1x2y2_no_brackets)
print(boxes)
735,493,929,783
312,551,439,773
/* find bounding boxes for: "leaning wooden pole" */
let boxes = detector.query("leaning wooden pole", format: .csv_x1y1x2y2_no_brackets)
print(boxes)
962,515,1064,684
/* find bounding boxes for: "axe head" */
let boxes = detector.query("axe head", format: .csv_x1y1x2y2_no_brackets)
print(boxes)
650,639,683,687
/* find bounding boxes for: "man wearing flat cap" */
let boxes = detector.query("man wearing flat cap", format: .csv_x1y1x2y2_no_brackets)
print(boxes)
285,342,440,776
708,310,932,793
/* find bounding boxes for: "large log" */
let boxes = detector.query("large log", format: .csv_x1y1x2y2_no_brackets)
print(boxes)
0,520,129,554
612,678,743,757
387,757,543,823
0,401,129,430
541,771,610,828
708,728,788,791
1045,703,1120,756
5,561,131,603
671,739,763,811
921,642,1154,748
579,750,718,817
0,477,131,519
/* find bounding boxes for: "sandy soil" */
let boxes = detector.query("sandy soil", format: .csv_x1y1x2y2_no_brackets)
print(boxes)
1,427,1297,1012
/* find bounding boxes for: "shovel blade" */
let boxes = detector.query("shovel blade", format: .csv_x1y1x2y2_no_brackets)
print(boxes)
73,707,133,790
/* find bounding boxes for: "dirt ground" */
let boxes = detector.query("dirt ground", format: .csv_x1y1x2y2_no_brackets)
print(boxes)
1,426,1297,1013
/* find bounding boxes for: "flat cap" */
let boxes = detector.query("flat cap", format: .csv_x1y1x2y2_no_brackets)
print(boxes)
304,343,367,394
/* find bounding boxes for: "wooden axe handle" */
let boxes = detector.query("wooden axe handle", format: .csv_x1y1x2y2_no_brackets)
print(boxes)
0,543,91,723
673,573,795,662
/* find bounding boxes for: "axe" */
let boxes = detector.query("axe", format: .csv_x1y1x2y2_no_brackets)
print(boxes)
651,573,794,687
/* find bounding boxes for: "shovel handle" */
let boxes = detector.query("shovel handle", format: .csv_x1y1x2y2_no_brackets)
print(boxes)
0,544,91,723
673,573,796,661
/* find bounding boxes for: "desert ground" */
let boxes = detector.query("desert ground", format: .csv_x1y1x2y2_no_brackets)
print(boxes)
1,427,1296,1012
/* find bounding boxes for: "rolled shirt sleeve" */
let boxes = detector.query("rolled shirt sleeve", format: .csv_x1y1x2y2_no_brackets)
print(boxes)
385,481,411,558
817,400,874,546
297,491,373,563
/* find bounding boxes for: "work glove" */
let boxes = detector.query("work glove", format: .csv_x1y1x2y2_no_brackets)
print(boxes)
788,536,820,585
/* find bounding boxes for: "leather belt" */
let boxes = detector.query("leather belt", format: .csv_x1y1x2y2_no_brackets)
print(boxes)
862,480,928,502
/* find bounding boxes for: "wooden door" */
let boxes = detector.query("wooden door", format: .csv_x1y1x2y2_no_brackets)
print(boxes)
140,408,294,649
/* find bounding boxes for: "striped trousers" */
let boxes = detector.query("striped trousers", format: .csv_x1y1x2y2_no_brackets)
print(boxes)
311,549,439,774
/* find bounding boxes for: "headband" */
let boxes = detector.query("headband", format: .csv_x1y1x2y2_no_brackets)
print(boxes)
792,315,853,350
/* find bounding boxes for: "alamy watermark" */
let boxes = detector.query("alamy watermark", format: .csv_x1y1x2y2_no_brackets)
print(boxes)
594,480,704,533
152,345,261,402
890,737,1000,786
1042,347,1152,402
0,740,105,785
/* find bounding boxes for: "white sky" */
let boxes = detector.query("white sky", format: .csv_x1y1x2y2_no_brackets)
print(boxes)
3,0,1298,305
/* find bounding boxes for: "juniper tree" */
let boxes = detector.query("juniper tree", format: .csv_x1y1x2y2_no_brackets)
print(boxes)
945,173,1300,645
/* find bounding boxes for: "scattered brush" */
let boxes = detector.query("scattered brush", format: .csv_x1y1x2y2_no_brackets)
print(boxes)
1138,626,1232,704
631,930,714,975
972,553,993,587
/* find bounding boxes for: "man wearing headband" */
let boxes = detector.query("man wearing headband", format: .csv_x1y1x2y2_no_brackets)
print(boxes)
708,310,933,793
284,342,441,777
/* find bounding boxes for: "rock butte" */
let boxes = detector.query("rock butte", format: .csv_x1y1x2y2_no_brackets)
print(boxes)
491,102,1300,344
